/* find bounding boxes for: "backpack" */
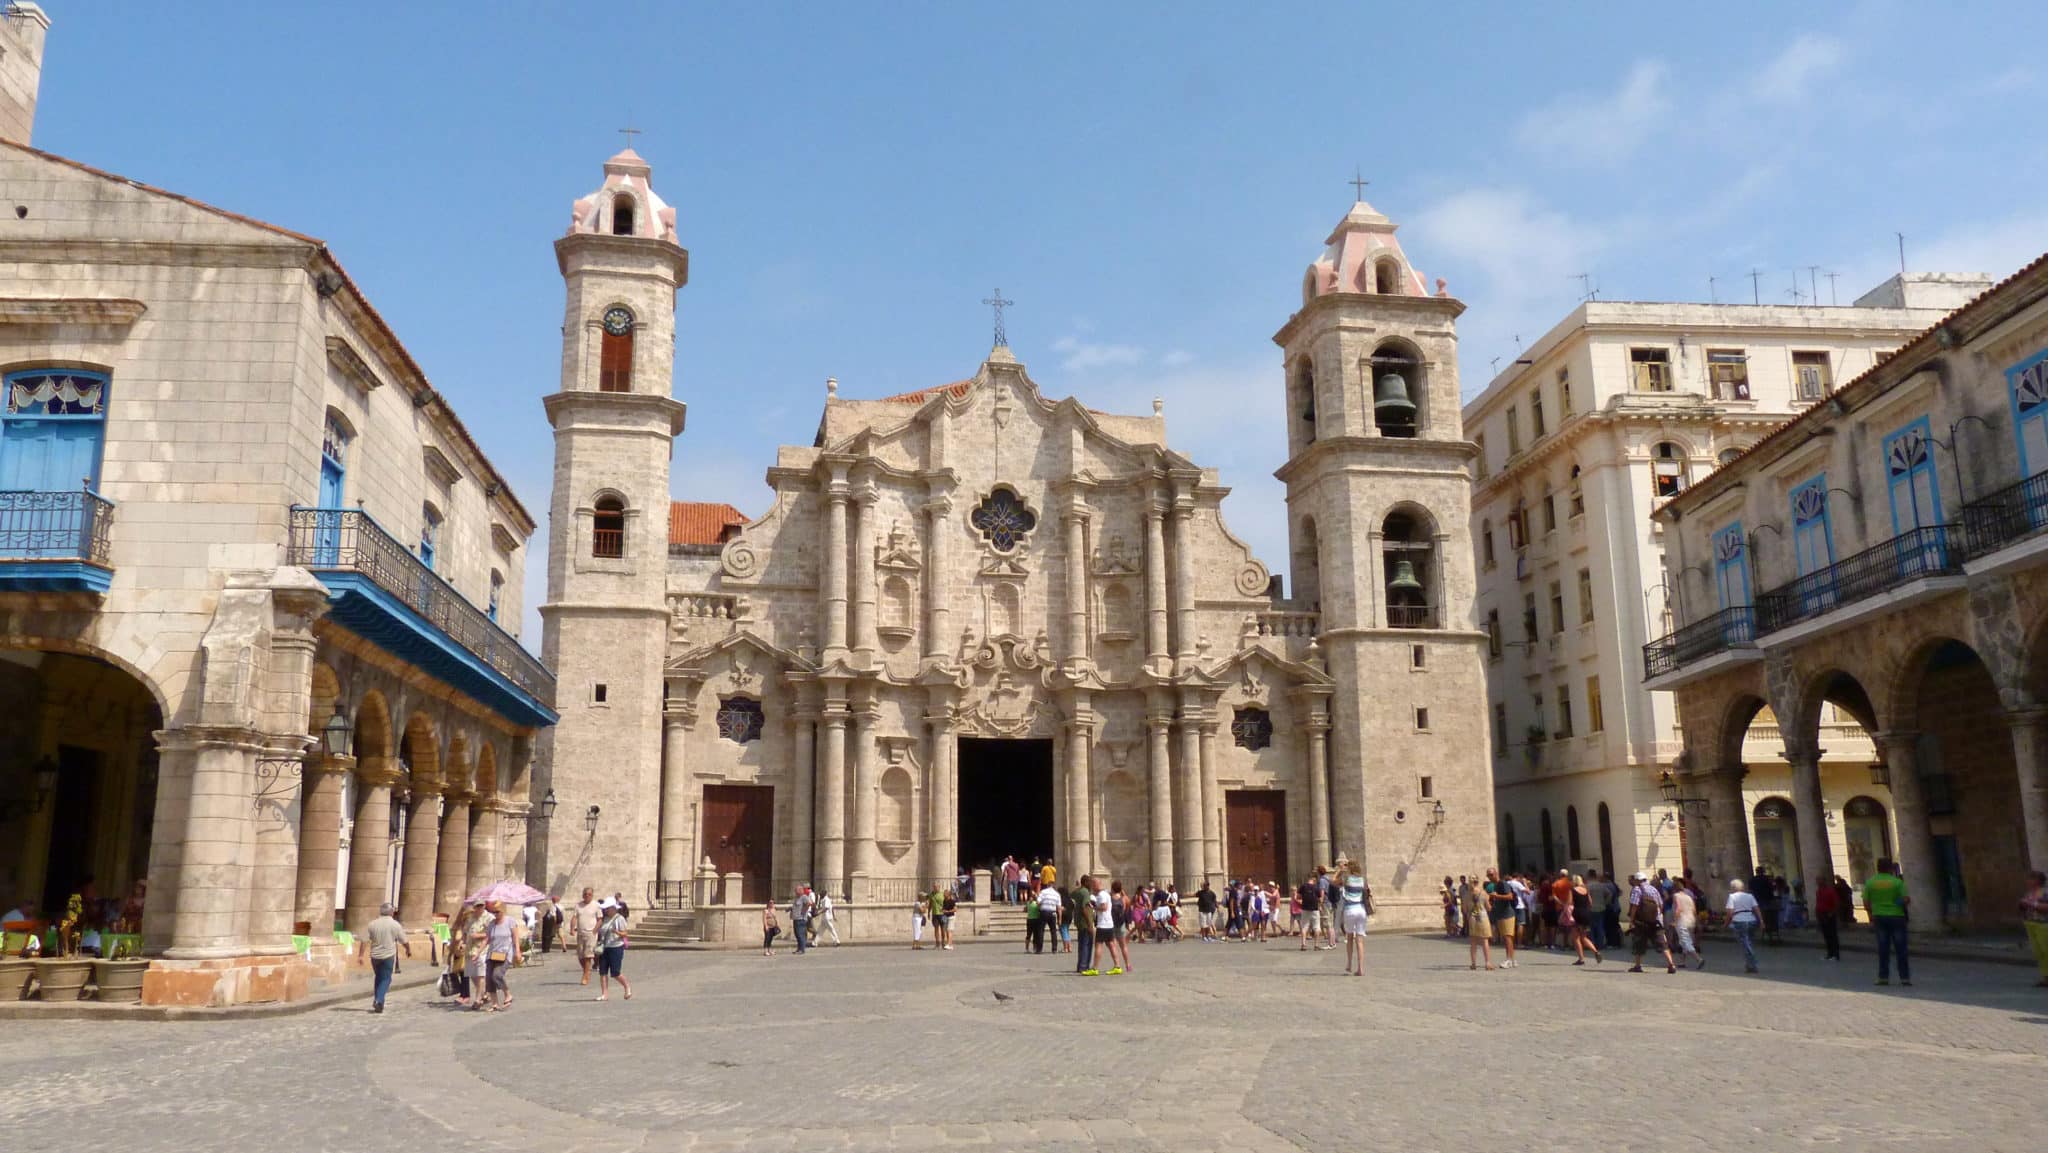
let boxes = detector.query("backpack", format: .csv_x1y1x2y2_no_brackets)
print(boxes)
1630,892,1660,928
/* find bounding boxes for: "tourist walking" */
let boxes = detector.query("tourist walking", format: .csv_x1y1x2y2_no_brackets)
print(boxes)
1625,872,1676,974
1334,858,1370,977
1813,873,1844,961
1002,856,1021,904
1670,879,1703,969
762,902,781,955
444,905,476,1006
595,900,631,1001
573,887,602,986
1724,879,1761,972
358,902,411,1014
1034,882,1061,954
790,886,814,956
463,904,490,1008
939,887,958,949
1460,876,1494,970
1751,866,1782,944
1863,858,1912,986
1565,874,1602,965
1483,870,1518,968
1100,880,1133,973
1075,876,1100,974
1196,881,1218,941
2021,870,2048,987
483,901,519,1009
815,891,840,946
1299,872,1326,950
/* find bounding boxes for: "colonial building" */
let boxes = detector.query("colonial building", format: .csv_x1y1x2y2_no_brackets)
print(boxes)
0,6,553,1005
1651,252,2048,930
1464,286,1988,884
537,176,1495,928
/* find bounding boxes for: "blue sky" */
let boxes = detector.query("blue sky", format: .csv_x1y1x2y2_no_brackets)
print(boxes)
33,2,2048,646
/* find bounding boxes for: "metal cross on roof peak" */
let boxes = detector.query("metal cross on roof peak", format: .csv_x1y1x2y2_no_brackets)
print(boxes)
982,288,1015,348
618,124,642,150
1350,170,1370,202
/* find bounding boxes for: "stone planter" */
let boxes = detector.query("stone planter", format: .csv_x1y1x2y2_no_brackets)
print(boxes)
32,957,92,1000
91,958,149,1003
0,956,33,1000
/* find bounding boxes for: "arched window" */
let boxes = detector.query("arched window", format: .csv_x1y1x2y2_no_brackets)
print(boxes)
1842,795,1891,885
1294,515,1322,608
419,502,441,571
1566,805,1582,860
1596,802,1615,878
488,569,503,623
878,767,914,842
611,193,636,237
1652,442,1688,499
881,574,913,632
320,410,350,508
1294,357,1317,444
1502,812,1518,871
1539,808,1556,872
599,306,635,392
1718,448,1743,467
593,495,625,558
1374,257,1401,295
1568,463,1585,518
1383,510,1435,628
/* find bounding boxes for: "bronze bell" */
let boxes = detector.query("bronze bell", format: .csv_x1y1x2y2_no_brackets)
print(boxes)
1374,370,1417,425
1388,558,1423,595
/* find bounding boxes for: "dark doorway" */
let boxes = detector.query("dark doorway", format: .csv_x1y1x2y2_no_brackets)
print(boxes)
41,745,101,911
1226,789,1287,884
701,784,773,903
957,738,1054,876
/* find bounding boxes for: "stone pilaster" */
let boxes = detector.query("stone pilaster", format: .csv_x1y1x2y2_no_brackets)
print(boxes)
2006,706,2048,872
435,792,472,915
1065,695,1094,878
1199,713,1222,881
397,780,442,926
1146,705,1174,883
849,697,879,889
789,697,817,886
293,754,352,930
1170,497,1197,665
1874,731,1947,925
821,471,851,659
1306,716,1331,868
852,481,879,658
658,703,695,885
1144,500,1169,673
923,490,953,662
1781,741,1834,896
342,756,399,935
1064,501,1090,671
925,697,957,883
1175,701,1204,890
817,699,849,896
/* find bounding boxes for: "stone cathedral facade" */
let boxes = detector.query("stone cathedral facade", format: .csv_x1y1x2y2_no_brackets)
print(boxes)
538,154,1493,928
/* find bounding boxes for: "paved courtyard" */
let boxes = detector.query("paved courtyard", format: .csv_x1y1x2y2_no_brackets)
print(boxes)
3,932,2045,1152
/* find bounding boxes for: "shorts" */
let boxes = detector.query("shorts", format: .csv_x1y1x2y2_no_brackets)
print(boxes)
598,945,624,978
1198,911,1216,929
1341,906,1369,936
939,914,953,929
1301,909,1323,932
575,930,595,960
1515,908,1530,927
1492,915,1514,939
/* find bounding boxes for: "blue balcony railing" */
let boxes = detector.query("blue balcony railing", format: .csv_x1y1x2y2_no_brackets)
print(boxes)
1962,470,2048,559
1755,523,1961,636
0,487,112,565
287,507,555,717
1643,605,1754,680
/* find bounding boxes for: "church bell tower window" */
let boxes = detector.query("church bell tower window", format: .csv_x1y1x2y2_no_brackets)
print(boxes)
592,495,626,558
599,306,635,392
611,194,636,237
970,486,1037,553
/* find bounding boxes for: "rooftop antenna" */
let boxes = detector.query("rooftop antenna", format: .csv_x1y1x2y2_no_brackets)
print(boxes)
1708,275,1718,304
1896,232,1907,275
1787,273,1805,305
1748,268,1762,306
1806,265,1822,307
1490,356,1502,374
1569,272,1595,302
1825,270,1841,306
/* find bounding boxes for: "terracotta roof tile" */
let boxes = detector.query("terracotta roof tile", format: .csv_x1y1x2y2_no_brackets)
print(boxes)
879,380,972,405
669,501,747,546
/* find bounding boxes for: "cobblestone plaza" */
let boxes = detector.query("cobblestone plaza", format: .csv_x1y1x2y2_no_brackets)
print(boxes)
5,934,2043,1152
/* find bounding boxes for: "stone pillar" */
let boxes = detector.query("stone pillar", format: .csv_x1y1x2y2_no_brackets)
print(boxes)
852,483,879,657
1146,707,1174,883
659,706,694,886
293,754,352,930
1874,731,1947,926
157,728,269,957
790,704,817,886
1170,500,1197,663
396,781,442,926
342,759,398,936
1199,714,1222,881
850,702,879,890
435,793,472,915
2006,706,2048,872
1695,763,1750,905
1065,698,1094,878
1175,704,1204,889
924,492,953,661
817,704,848,896
467,800,503,891
1064,503,1090,667
926,703,957,884
249,742,309,955
1306,717,1332,867
1144,502,1169,672
822,477,851,657
1782,743,1834,899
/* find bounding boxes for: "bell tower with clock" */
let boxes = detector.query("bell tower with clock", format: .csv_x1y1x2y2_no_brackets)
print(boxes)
536,146,689,899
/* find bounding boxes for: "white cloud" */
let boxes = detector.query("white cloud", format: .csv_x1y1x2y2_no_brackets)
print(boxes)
1910,210,2048,281
1516,59,1669,167
1052,334,1145,372
1745,35,1846,105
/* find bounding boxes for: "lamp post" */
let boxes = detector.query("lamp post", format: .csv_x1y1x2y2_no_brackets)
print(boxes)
539,788,558,823
1428,799,1446,828
585,804,601,836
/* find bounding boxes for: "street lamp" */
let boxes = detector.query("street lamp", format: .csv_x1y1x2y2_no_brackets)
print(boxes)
585,804,601,835
1429,799,1446,828
319,705,353,758
539,788,558,822
1658,771,1680,803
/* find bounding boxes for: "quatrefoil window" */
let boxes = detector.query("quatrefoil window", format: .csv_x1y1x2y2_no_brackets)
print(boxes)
970,486,1038,553
716,697,764,744
1232,707,1273,751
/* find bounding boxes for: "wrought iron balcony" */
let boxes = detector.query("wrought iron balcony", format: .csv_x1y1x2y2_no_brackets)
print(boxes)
1962,470,2048,559
1755,523,1962,636
1643,605,1754,680
0,487,115,592
288,507,556,723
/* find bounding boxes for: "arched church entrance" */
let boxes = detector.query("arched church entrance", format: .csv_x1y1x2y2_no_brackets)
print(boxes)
956,738,1054,878
0,648,163,934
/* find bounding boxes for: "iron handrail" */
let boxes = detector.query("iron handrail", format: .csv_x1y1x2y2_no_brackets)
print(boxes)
1642,605,1754,680
1755,523,1961,635
286,506,555,707
1962,470,2048,558
0,485,113,565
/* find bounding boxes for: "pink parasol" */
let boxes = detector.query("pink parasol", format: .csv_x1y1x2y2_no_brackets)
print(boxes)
464,880,550,906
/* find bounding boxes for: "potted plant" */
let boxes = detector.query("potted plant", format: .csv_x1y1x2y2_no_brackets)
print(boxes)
91,935,149,1003
0,946,31,999
33,894,92,1001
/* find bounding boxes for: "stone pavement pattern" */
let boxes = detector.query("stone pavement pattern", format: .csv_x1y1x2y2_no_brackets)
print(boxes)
2,935,2045,1151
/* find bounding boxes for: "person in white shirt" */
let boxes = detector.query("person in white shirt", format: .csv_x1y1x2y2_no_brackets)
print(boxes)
1724,879,1763,973
814,891,840,946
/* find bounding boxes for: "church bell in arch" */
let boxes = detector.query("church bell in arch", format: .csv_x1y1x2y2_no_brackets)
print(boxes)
1372,369,1416,426
1387,558,1424,596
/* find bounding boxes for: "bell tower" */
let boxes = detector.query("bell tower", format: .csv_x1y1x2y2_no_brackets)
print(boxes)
1272,191,1494,910
536,147,689,901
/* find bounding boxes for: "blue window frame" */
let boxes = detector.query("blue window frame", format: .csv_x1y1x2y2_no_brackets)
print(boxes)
2009,349,2048,527
488,570,503,623
0,368,108,494
419,504,440,572
1714,521,1749,610
1790,473,1837,613
1883,418,1942,534
315,414,349,564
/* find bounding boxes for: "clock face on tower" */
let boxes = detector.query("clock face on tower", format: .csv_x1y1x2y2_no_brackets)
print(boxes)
602,306,634,336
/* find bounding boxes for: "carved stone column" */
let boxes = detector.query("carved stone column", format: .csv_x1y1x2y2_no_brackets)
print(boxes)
1144,501,1169,672
850,698,879,890
822,472,851,658
817,700,849,896
1170,499,1198,664
1306,716,1332,867
852,482,879,658
1874,731,1947,926
1175,701,1204,890
658,701,696,886
1146,706,1175,883
1064,501,1090,670
1065,695,1094,878
294,754,353,930
435,792,472,915
467,798,503,892
924,491,953,662
2006,706,2048,872
926,700,958,883
397,778,443,926
1199,713,1222,881
343,757,399,935
1782,741,1833,898
790,699,818,886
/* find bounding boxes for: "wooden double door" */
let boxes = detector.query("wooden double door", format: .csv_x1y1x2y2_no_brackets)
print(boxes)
1226,789,1288,885
701,784,774,903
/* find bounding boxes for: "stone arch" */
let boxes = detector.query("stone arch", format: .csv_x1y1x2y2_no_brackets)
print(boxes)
309,662,341,735
1368,336,1426,437
610,191,637,236
878,765,914,842
1791,666,1881,753
445,732,472,795
1715,693,1769,774
1373,255,1403,296
1294,514,1322,608
400,711,439,785
0,635,170,720
1381,504,1439,629
353,689,393,764
1101,770,1143,843
474,742,500,800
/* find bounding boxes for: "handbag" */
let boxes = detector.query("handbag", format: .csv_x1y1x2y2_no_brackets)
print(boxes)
487,950,508,964
436,970,454,997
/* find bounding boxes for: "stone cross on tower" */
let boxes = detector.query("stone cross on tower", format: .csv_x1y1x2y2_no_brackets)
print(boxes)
982,288,1014,349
